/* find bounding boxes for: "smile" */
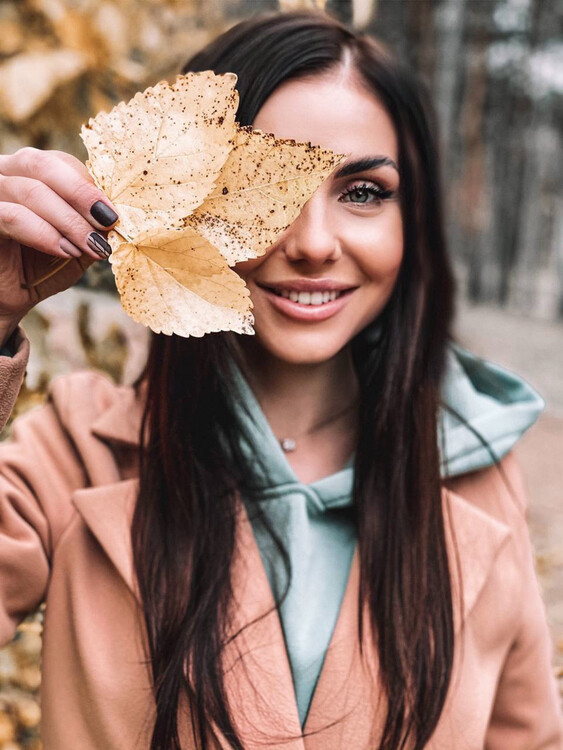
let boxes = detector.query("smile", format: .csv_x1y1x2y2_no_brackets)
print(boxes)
256,281,356,322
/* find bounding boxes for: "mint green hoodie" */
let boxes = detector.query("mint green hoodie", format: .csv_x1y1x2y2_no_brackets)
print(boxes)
235,344,544,726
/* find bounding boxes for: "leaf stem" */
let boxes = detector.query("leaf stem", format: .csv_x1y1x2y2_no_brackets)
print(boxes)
112,226,134,244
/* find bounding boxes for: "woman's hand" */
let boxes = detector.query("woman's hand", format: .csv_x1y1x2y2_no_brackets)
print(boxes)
0,148,119,346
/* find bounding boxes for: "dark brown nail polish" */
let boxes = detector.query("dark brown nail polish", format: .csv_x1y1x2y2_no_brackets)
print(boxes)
90,201,118,227
87,232,112,258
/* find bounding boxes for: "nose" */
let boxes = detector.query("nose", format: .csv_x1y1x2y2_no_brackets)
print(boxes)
282,193,341,265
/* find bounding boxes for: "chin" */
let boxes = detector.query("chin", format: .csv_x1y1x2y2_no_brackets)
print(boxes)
254,329,349,366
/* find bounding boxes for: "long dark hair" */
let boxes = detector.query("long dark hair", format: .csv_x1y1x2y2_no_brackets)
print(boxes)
132,12,456,750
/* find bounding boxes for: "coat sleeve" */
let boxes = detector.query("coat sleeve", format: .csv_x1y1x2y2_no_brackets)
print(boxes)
485,454,563,749
0,329,87,645
0,327,29,433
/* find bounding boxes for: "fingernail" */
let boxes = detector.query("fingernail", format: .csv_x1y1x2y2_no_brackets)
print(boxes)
59,238,82,258
87,232,112,258
90,200,118,227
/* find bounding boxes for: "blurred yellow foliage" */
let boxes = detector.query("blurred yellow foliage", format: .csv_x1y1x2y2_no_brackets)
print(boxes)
0,611,43,750
0,0,218,158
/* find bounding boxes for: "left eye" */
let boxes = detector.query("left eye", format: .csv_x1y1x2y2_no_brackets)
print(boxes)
339,184,390,205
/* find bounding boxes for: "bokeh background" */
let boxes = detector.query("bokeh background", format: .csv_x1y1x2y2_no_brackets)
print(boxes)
0,0,561,747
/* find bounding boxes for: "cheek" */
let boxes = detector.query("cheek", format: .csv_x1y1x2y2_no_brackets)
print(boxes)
352,211,404,281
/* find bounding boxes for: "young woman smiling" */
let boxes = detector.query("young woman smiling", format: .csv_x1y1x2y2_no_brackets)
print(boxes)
0,11,561,750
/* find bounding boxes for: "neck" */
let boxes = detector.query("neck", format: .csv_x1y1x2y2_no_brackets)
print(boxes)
241,341,359,443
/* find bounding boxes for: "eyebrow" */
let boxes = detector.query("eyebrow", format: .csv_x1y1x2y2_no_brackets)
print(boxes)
333,156,399,179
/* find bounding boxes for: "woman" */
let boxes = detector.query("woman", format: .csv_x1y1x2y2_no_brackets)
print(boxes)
0,11,561,750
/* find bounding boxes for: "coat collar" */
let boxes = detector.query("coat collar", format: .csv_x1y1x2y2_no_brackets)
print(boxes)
90,383,143,446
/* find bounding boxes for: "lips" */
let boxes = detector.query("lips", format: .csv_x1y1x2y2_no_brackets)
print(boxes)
257,280,356,307
255,280,357,321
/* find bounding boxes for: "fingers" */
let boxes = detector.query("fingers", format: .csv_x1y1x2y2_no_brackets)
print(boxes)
0,202,77,259
50,150,92,179
0,147,118,233
0,175,112,260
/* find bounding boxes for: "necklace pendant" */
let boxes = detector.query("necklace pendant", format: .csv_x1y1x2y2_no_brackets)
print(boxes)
280,437,296,453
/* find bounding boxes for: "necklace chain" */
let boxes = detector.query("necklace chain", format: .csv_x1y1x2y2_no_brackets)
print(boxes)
278,399,358,453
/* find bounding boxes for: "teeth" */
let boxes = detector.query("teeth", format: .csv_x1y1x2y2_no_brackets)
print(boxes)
273,288,343,305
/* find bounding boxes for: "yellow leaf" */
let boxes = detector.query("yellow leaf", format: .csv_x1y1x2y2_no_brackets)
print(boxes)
187,126,344,265
79,72,344,338
81,72,239,239
109,228,253,337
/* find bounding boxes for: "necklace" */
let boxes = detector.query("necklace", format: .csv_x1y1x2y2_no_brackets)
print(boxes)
278,400,358,453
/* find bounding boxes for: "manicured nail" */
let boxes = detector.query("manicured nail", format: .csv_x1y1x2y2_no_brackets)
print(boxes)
90,200,118,227
59,238,82,258
87,232,112,258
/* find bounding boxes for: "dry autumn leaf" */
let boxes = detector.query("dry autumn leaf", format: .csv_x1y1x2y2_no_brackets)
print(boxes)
186,126,343,265
79,71,344,337
81,72,239,239
111,228,253,337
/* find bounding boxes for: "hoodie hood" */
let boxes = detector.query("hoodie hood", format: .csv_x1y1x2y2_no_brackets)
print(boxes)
232,342,543,484
439,344,544,478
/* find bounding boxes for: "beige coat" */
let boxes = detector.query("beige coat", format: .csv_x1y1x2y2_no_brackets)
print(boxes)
0,329,561,749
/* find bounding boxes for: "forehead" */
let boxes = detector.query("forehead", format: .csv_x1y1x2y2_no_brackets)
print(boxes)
253,71,398,163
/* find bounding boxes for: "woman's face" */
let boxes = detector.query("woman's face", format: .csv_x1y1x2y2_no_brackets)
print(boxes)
235,68,403,365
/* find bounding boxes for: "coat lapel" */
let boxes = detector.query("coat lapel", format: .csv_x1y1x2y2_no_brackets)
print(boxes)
444,486,511,630
72,479,139,600
303,549,384,748
90,385,144,447
219,508,305,749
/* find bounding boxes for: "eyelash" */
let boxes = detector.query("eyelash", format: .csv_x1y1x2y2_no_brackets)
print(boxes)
338,181,394,206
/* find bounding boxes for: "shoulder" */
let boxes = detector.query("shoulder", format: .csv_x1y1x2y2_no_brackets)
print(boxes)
0,369,141,547
2,368,142,482
12,365,141,438
444,451,528,522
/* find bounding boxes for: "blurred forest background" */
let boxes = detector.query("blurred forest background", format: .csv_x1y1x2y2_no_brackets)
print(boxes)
0,0,562,747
